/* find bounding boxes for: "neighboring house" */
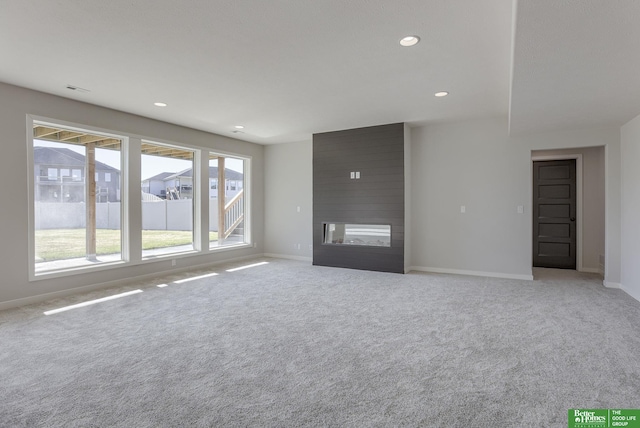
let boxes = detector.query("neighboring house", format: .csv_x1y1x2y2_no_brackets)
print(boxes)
207,167,244,199
162,168,194,199
142,167,243,200
141,172,173,199
34,146,120,203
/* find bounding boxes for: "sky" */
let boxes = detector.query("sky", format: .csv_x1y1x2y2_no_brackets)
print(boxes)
35,139,244,180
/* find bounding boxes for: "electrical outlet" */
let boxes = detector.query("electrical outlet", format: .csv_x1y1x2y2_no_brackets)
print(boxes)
460,205,466,213
309,244,313,250
171,259,176,266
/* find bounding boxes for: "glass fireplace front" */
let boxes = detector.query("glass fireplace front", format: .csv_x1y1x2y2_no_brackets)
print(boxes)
323,223,391,247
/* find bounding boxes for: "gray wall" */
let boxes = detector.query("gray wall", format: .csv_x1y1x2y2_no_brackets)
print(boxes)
621,113,640,301
313,123,405,273
0,82,264,308
264,141,313,259
513,125,621,285
410,119,531,277
264,117,622,283
412,118,620,281
531,147,605,273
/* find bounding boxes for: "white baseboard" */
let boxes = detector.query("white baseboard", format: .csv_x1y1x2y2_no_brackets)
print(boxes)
264,253,313,263
0,281,134,312
580,267,602,274
603,281,621,289
409,266,534,281
0,253,265,312
604,281,640,304
621,285,640,303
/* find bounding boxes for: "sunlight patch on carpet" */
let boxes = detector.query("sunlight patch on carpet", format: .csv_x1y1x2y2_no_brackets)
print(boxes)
43,289,143,315
174,272,219,284
226,262,269,272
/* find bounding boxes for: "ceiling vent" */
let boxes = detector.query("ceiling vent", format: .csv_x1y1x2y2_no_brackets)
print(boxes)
66,85,90,93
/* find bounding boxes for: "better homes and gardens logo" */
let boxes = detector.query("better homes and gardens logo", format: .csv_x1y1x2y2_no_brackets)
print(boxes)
570,409,607,427
568,409,640,428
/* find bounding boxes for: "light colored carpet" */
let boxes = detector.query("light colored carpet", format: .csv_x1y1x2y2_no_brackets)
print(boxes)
0,258,639,427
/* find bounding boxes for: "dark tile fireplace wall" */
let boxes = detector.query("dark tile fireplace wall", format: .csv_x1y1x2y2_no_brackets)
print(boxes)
313,123,405,273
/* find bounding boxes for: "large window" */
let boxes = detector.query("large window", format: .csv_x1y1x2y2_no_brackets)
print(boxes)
141,142,195,258
209,153,248,248
32,122,123,273
29,118,252,278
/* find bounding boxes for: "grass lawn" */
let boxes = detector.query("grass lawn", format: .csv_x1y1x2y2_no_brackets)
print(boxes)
35,229,219,261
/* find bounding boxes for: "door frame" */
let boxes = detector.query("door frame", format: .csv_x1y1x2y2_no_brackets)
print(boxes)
531,154,583,271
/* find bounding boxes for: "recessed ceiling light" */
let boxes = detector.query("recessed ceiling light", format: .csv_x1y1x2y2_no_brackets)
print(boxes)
400,36,420,47
435,91,449,97
234,125,244,129
154,102,167,107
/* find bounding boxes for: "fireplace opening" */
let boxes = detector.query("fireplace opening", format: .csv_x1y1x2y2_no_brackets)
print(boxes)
322,223,391,247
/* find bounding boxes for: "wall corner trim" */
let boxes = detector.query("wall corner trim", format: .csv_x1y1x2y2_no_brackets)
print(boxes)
409,266,534,281
603,281,621,289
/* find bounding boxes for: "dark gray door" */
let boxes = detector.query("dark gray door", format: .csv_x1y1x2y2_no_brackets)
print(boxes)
533,159,577,269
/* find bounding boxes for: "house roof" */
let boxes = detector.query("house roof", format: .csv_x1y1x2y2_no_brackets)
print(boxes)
34,147,119,172
2,1,639,142
162,167,243,182
142,172,174,182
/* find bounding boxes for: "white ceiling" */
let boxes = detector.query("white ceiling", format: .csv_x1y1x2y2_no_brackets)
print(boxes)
510,0,640,135
1,1,638,144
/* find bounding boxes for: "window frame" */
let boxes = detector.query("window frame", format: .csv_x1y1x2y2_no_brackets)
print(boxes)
28,115,128,280
140,139,198,259
208,152,251,249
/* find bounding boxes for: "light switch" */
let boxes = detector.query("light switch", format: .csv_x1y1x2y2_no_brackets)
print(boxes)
355,171,360,179
517,205,524,214
350,172,355,179
296,206,301,213
460,205,466,213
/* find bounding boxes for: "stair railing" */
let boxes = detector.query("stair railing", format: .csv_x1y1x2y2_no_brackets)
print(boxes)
223,189,244,239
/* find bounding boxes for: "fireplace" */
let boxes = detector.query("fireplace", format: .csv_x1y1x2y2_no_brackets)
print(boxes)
313,123,407,274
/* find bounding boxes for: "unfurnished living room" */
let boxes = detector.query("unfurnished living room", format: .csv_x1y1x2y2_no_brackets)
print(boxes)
1,1,639,427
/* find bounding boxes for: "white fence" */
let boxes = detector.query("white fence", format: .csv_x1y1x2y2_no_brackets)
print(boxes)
35,200,222,232
142,199,193,231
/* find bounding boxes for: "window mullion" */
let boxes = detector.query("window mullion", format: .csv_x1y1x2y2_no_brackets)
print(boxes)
126,137,142,263
196,150,208,252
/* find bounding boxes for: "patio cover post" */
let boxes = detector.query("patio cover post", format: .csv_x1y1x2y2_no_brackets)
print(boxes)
218,156,225,242
86,142,97,260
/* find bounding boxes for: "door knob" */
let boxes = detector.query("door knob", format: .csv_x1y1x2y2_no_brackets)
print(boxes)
570,217,576,222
